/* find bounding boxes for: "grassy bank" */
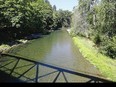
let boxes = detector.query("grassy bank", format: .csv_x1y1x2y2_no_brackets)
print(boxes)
72,36,116,82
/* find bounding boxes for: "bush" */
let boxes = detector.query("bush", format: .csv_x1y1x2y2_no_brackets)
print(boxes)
100,36,116,59
93,34,101,46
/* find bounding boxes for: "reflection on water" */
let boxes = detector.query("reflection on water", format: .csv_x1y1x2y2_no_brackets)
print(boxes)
8,30,101,75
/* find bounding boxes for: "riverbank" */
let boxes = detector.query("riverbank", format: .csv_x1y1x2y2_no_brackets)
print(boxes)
67,29,116,81
0,30,54,54
72,36,116,81
0,39,28,54
0,29,109,82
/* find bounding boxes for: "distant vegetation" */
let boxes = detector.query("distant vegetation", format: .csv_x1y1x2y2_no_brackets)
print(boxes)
0,0,72,43
71,0,116,59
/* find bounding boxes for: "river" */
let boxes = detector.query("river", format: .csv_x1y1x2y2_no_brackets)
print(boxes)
0,30,103,82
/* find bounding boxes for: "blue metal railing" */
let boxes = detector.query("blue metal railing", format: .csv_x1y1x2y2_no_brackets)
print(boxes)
0,53,113,83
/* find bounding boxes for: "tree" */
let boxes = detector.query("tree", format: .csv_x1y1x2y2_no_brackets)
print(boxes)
53,5,57,11
53,9,72,30
0,0,72,43
0,0,54,41
71,0,116,58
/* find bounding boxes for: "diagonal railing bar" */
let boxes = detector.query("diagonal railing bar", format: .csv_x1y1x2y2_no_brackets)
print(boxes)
0,60,16,69
9,59,20,75
62,72,68,83
0,67,31,79
15,64,34,70
17,65,36,79
1,54,38,64
1,53,113,83
0,66,34,80
26,70,59,82
38,70,58,79
35,64,39,83
0,58,16,63
53,71,61,83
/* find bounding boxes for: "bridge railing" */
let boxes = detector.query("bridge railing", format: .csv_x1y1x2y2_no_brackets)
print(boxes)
0,53,113,83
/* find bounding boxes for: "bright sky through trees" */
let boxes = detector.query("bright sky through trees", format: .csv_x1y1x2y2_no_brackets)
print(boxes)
49,0,78,11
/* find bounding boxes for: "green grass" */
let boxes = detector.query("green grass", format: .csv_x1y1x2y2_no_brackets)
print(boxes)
72,36,116,82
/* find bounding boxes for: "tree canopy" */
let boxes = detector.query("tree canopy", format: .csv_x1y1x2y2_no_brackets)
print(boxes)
0,0,72,42
71,0,116,59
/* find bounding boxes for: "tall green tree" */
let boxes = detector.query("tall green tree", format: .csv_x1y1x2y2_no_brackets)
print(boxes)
71,0,116,58
53,9,72,30
0,0,54,41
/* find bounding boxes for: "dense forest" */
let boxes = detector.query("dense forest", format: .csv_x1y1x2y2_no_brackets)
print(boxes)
0,0,72,42
71,0,116,59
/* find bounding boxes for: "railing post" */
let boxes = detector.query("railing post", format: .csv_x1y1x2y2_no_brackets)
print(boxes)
62,71,68,83
53,71,61,83
18,65,36,79
35,64,39,83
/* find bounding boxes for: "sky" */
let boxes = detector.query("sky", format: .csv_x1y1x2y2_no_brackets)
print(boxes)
49,0,78,11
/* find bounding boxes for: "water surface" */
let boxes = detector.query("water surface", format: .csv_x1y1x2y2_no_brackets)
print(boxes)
1,30,103,82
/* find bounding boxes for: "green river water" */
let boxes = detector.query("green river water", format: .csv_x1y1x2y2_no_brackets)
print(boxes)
0,30,103,82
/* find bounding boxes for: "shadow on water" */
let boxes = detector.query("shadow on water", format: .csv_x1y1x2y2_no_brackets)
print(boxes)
0,53,113,83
